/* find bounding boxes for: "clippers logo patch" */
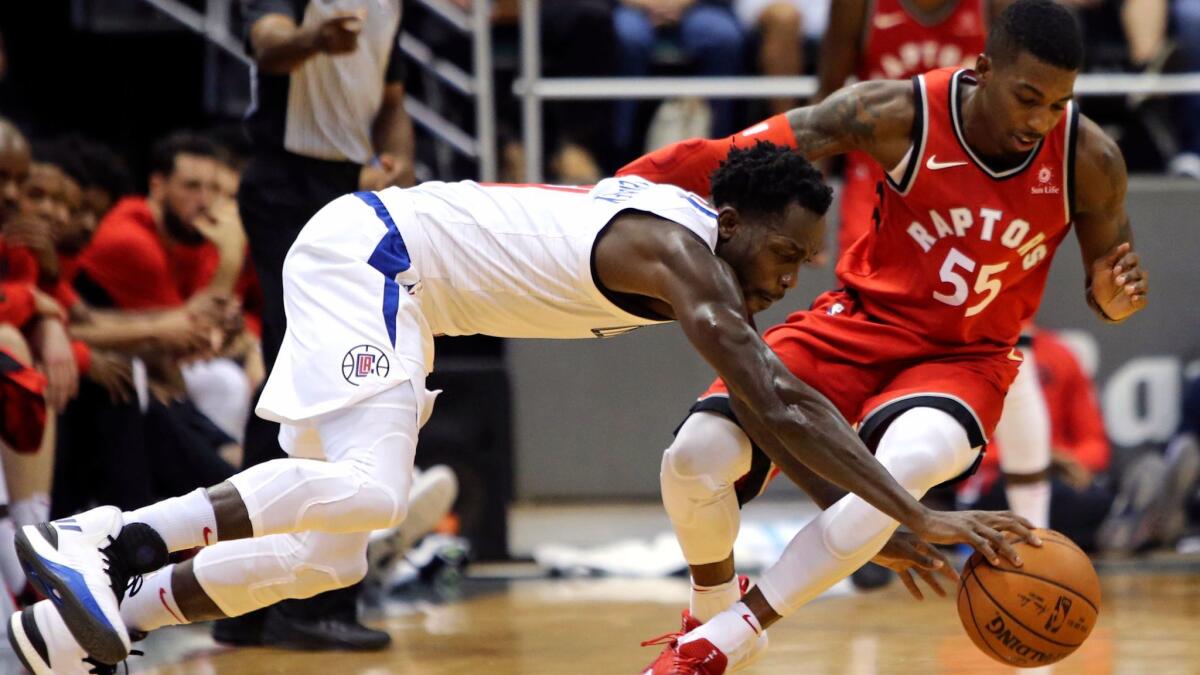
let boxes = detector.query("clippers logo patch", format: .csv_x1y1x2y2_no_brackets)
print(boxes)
342,345,391,386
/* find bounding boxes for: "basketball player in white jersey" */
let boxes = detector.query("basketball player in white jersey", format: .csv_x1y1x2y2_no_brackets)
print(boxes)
8,144,1034,671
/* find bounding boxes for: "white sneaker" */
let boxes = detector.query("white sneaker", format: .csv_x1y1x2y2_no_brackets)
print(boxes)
8,599,123,674
15,506,130,664
367,465,458,573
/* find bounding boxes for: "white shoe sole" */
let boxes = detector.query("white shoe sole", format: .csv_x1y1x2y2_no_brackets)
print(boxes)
8,608,52,675
15,523,129,665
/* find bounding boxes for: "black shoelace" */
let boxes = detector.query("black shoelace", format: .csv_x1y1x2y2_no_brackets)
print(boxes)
99,534,146,603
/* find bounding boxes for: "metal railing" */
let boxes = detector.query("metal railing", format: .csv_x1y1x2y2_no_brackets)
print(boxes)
516,0,1200,182
131,0,497,181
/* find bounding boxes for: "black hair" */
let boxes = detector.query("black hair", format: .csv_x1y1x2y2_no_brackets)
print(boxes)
147,131,219,178
986,0,1083,71
710,141,832,219
36,134,133,199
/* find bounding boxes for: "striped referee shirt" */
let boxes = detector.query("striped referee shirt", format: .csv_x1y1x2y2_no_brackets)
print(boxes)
242,0,407,165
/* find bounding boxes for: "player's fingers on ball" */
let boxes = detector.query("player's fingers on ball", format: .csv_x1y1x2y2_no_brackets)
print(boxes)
1008,514,1039,543
989,531,1024,566
970,534,999,565
899,571,923,601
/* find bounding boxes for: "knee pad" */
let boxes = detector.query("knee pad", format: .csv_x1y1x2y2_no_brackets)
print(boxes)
660,413,751,565
662,412,753,494
193,531,370,618
228,434,413,537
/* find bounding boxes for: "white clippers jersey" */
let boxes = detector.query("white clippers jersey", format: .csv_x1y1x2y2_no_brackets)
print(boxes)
375,176,720,339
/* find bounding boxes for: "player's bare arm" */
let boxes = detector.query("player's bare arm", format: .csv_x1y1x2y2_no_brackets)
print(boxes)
734,402,961,599
1072,115,1148,323
595,214,1034,565
784,79,916,169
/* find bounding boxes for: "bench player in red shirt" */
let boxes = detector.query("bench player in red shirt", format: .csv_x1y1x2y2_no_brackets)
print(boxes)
629,1,1148,671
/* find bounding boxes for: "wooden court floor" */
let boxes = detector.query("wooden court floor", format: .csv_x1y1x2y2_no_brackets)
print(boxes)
57,566,1192,675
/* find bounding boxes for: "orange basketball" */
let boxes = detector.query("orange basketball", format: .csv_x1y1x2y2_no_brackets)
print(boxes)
956,528,1101,667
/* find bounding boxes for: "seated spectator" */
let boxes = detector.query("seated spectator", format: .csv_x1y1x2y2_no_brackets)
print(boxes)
49,132,244,518
76,132,244,310
613,0,745,156
733,0,828,113
960,329,1114,551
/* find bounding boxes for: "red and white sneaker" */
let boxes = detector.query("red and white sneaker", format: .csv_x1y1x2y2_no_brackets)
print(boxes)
687,576,769,669
640,633,728,675
641,576,769,673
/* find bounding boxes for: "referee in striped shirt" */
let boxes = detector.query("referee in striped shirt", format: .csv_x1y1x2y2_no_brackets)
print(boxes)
222,0,414,651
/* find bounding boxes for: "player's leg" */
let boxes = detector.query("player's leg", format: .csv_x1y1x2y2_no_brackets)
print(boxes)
661,407,754,621
993,346,1053,529
651,351,1017,672
669,407,979,670
15,381,421,665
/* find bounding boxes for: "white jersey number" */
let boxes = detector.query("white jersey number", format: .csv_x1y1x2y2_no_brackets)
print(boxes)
933,248,1009,317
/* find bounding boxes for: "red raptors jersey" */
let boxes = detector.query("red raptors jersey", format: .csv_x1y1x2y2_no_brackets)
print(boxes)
859,0,986,81
836,68,1079,347
841,1,988,254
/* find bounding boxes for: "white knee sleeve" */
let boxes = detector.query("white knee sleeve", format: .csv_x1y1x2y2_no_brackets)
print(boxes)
192,530,370,618
228,386,418,537
661,412,753,565
994,354,1052,475
758,407,978,616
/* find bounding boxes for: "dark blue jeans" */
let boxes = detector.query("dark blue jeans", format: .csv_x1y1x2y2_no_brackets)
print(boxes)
613,4,745,153
1175,0,1200,154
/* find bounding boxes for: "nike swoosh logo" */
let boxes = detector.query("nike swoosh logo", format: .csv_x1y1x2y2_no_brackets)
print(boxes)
874,12,906,30
741,613,761,635
1008,348,1024,362
160,588,184,623
926,156,969,171
202,526,213,546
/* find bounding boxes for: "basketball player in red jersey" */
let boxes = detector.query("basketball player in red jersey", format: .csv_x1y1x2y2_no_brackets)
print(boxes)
629,1,1147,672
823,0,1061,553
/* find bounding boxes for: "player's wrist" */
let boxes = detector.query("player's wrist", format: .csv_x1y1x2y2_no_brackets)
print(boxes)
1085,285,1124,324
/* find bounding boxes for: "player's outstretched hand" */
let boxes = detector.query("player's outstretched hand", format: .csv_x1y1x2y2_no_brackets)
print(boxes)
872,531,959,601
1090,242,1147,321
911,508,1041,568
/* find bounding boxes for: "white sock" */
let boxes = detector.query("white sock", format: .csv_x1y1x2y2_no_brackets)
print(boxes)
0,515,25,594
120,565,187,632
10,494,49,527
1006,480,1052,529
125,489,218,553
680,601,761,657
691,577,740,623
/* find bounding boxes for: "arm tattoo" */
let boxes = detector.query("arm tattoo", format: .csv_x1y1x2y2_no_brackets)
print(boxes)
788,87,883,159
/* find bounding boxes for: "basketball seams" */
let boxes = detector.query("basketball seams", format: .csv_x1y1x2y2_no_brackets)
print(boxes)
982,565,1099,615
967,566,1086,648
963,566,1020,664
